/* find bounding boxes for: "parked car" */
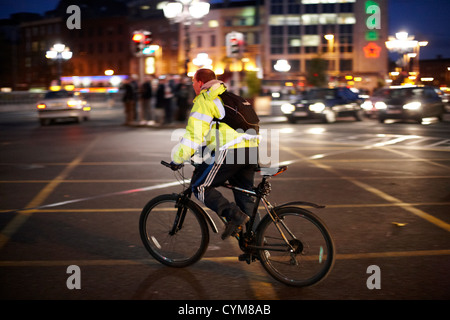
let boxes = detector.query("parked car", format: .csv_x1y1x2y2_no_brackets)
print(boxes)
281,87,364,123
374,86,445,123
36,90,91,125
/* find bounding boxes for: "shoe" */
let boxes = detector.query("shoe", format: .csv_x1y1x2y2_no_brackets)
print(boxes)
221,210,249,240
238,253,258,264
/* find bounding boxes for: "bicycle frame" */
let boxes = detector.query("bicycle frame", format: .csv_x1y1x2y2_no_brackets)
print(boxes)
164,161,325,256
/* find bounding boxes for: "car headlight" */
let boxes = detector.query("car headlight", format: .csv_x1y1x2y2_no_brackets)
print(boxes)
37,103,46,109
374,101,387,110
309,102,326,113
361,101,373,110
281,103,295,114
403,101,421,110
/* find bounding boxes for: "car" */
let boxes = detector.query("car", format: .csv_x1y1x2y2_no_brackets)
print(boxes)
36,90,91,125
374,86,445,123
281,87,364,123
361,87,391,119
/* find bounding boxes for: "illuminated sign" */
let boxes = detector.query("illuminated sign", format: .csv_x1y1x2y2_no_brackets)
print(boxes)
363,42,382,58
364,1,381,58
366,1,381,29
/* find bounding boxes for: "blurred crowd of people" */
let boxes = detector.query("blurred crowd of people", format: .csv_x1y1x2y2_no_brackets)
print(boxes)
121,74,194,126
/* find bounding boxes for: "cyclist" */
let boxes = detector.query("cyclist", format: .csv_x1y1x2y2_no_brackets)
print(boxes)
170,68,260,239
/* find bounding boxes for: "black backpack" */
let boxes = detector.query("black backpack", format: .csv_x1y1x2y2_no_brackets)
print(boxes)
215,91,260,134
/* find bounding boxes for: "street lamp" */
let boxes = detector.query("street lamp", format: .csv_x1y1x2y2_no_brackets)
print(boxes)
45,43,72,85
193,53,212,69
163,0,210,75
324,34,338,80
46,43,72,85
385,31,428,82
274,59,291,98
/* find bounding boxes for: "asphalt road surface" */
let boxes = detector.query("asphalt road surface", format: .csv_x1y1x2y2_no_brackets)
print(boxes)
0,106,449,309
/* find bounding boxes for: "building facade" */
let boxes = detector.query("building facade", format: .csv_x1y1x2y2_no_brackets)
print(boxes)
185,0,388,92
261,0,388,90
6,0,389,93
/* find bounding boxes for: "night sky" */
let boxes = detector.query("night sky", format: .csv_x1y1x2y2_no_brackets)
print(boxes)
1,0,449,60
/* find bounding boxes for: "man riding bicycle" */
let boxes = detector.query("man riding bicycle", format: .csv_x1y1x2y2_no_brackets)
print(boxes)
170,68,260,239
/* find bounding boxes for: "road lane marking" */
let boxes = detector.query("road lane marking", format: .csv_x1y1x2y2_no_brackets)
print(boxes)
0,138,100,249
1,249,448,267
281,146,450,232
376,145,450,169
2,201,450,214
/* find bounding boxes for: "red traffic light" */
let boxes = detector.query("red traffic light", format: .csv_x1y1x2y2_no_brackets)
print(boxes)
132,33,144,42
143,33,152,45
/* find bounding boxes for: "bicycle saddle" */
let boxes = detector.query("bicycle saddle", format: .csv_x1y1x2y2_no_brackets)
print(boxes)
255,165,288,177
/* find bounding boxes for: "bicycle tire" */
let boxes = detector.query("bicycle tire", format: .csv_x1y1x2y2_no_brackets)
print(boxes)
256,206,335,287
139,194,209,268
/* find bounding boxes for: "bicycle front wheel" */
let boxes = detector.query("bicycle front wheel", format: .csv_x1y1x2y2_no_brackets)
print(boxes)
256,206,335,287
139,194,209,268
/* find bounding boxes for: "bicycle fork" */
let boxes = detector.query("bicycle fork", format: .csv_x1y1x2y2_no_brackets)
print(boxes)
169,192,191,235
261,198,302,262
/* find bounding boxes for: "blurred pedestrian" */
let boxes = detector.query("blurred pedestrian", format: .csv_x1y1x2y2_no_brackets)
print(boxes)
121,78,137,125
175,76,193,122
140,76,154,125
156,76,175,125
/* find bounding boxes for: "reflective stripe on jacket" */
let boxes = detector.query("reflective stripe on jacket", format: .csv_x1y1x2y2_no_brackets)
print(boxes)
172,81,260,164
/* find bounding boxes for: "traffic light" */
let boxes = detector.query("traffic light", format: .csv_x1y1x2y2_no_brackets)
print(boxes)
132,30,152,55
226,32,244,58
143,33,152,47
230,37,239,55
132,31,144,53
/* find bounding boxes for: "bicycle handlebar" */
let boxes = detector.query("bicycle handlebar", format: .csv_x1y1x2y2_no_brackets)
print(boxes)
161,160,171,168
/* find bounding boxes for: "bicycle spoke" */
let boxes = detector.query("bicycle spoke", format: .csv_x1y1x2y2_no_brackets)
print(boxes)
257,207,334,287
139,195,209,267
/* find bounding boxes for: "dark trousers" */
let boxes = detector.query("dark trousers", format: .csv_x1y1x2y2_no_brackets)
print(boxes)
191,147,259,226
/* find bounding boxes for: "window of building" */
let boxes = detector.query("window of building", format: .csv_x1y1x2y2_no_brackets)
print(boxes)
340,59,352,71
288,43,301,54
271,0,283,14
339,3,354,13
302,34,320,46
288,0,301,14
304,25,318,35
337,13,356,24
322,3,335,13
304,4,318,13
208,20,219,28
304,46,318,53
302,14,319,25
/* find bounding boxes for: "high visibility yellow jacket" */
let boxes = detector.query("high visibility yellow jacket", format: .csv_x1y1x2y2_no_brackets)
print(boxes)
172,80,260,164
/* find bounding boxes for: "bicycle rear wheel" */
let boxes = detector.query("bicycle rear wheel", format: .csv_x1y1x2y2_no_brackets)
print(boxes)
256,206,335,287
139,194,209,268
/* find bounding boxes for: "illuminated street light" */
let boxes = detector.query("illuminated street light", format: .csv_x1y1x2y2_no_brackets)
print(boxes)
163,0,210,75
274,60,291,97
193,53,212,68
46,43,72,85
385,31,428,83
274,59,291,72
324,34,338,79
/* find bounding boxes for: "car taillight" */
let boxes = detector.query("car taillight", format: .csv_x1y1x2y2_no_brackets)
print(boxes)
37,103,46,109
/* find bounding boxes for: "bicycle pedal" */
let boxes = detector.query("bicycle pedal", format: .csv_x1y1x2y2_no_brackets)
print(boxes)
238,253,256,265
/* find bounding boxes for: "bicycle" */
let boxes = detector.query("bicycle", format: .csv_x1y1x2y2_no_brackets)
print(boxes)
139,160,335,287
